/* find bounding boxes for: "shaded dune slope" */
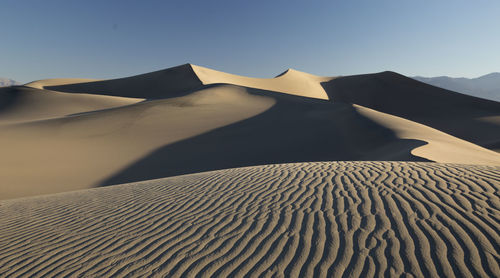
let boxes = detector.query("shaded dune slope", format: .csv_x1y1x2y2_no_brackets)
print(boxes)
1,162,499,277
33,64,204,99
101,89,500,187
322,72,500,150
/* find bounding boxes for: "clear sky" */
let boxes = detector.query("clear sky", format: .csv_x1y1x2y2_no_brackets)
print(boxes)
1,0,499,83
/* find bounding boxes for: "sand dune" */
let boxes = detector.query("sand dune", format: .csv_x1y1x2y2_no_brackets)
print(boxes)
26,65,499,151
1,161,499,277
322,71,500,151
2,81,499,199
24,65,500,152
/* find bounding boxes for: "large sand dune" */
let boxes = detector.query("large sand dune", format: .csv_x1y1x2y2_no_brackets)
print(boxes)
2,80,499,199
1,162,499,277
1,65,500,200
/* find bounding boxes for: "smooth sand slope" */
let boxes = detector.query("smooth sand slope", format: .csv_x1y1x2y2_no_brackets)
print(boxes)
2,83,499,199
0,86,142,124
1,162,499,277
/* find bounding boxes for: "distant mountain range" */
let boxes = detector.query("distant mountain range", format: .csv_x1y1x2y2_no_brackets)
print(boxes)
0,78,20,87
413,73,500,102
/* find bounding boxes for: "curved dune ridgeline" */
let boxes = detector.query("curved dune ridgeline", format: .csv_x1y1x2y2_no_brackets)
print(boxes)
321,72,500,150
1,162,499,277
26,64,332,100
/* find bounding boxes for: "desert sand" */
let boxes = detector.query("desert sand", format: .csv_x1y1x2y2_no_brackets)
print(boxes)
1,64,499,277
1,162,499,277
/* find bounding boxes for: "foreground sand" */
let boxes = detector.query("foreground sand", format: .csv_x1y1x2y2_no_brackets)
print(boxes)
1,161,499,277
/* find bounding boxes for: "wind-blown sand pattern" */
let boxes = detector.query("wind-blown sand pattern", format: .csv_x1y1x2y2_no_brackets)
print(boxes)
1,162,499,277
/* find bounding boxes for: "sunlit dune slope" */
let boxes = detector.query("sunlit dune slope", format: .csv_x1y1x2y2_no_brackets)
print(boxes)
192,65,332,99
1,162,498,277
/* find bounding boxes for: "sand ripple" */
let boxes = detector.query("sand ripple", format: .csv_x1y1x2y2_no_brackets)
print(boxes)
1,161,499,277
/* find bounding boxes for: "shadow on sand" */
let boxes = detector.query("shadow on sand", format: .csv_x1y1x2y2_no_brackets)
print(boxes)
98,88,428,186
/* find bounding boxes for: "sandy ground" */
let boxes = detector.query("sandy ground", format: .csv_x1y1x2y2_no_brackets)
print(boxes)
1,162,499,277
1,64,499,277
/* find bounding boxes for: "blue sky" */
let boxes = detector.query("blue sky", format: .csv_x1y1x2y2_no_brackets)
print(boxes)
1,0,499,83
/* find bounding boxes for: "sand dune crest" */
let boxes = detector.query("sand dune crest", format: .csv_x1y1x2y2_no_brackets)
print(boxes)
23,64,333,100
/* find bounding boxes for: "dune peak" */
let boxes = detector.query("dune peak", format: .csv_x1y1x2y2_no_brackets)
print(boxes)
275,68,296,77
